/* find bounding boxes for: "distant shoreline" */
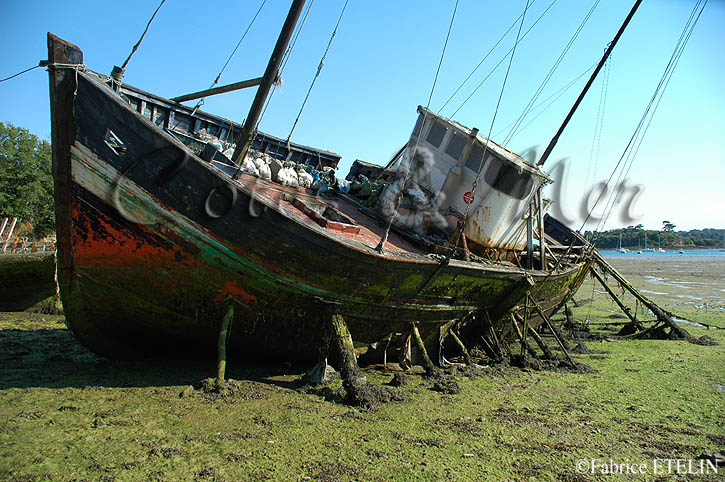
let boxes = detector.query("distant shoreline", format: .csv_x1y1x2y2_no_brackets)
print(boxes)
599,246,725,251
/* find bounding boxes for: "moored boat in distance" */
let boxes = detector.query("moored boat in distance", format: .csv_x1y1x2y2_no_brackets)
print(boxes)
617,233,629,253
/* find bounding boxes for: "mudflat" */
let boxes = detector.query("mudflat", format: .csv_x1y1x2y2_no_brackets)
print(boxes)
0,254,723,480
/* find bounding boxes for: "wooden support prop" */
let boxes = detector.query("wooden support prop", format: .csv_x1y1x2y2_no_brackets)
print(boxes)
592,252,695,342
521,296,530,357
510,313,540,359
171,77,263,103
216,302,235,387
528,296,576,366
447,328,472,365
529,326,555,360
459,229,471,262
564,304,575,327
537,189,547,269
411,323,437,375
329,308,361,381
590,267,639,326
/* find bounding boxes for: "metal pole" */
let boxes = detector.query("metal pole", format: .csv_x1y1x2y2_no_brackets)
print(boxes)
232,0,308,165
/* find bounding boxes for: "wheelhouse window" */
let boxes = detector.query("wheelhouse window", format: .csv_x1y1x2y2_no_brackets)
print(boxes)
464,143,485,172
484,157,534,199
445,131,467,160
426,121,447,148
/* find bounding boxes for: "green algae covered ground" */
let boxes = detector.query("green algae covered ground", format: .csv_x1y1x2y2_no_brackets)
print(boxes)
1,256,723,481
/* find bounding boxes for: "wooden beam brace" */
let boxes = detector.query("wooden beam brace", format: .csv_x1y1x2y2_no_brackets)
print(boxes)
590,267,638,325
528,296,576,366
527,325,554,359
447,327,472,365
411,323,437,375
592,251,694,341
510,313,539,359
171,77,263,103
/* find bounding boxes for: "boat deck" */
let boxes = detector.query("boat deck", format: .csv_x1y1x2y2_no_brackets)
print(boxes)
230,170,426,258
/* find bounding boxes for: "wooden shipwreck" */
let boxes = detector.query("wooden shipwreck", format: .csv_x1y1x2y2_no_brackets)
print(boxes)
48,0,683,387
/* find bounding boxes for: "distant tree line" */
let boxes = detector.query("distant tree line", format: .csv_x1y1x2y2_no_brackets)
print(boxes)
585,223,725,249
0,122,54,239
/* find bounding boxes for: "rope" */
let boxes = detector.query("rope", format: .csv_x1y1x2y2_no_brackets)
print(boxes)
584,55,609,193
286,0,350,142
519,0,705,315
212,0,268,88
502,0,601,146
426,0,460,109
437,0,548,114
448,0,557,118
0,64,42,83
493,61,597,139
589,0,706,239
461,0,532,223
375,0,460,254
119,0,166,72
187,0,268,115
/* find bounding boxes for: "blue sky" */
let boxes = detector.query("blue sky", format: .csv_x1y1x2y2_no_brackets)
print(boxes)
2,0,723,231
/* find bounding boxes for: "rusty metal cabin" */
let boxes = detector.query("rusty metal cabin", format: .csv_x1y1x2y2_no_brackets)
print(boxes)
384,106,551,254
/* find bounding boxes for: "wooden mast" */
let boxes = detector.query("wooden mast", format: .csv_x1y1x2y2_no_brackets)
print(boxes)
232,0,307,165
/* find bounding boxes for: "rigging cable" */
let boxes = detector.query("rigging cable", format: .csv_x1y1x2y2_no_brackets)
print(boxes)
584,54,610,193
186,0,268,118
286,0,351,142
376,0,461,254
589,0,706,240
436,0,550,114
0,64,42,83
461,0,532,224
389,0,462,167
255,0,315,133
448,0,556,118
502,0,601,145
493,61,597,139
119,0,166,73
426,0,460,109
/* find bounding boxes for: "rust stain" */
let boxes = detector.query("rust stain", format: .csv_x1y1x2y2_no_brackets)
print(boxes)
214,279,258,307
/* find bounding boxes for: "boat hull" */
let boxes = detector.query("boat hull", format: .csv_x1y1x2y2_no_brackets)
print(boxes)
49,35,590,361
